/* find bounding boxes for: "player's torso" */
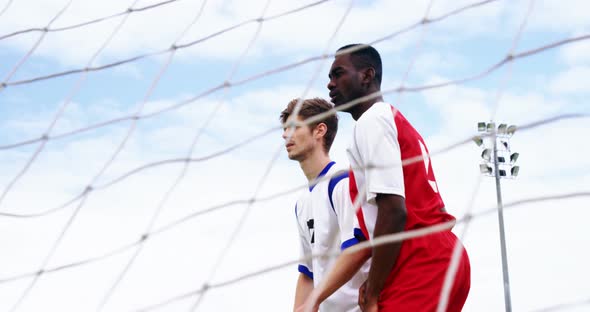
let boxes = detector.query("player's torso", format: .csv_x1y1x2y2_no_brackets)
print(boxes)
295,165,365,312
296,168,341,281
347,102,453,236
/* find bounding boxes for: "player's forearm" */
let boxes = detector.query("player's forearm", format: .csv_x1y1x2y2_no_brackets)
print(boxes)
294,273,314,311
366,194,406,298
312,247,371,304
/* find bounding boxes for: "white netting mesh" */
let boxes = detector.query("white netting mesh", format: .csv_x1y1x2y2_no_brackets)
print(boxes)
0,0,589,311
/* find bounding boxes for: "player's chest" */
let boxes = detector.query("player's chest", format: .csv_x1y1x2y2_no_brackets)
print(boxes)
298,192,339,248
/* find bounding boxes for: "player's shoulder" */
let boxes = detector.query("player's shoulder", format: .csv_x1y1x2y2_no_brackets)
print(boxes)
322,164,348,190
328,171,348,192
294,191,310,218
325,164,349,182
368,101,393,116
357,102,394,127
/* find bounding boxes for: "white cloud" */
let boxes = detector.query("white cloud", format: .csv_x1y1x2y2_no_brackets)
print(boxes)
523,0,590,33
559,37,590,65
430,0,505,37
421,77,490,138
410,52,465,78
549,66,590,94
112,62,144,80
0,131,305,311
0,0,514,66
2,0,587,70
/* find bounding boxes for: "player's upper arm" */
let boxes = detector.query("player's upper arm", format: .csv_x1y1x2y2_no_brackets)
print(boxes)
355,109,405,204
295,203,313,279
329,175,366,250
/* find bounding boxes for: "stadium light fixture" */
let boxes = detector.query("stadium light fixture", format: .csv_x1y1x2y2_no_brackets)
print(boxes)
475,122,520,179
507,125,517,136
478,122,487,132
475,120,521,312
511,166,520,177
481,148,492,161
487,122,495,133
479,163,492,175
473,136,483,146
510,153,519,164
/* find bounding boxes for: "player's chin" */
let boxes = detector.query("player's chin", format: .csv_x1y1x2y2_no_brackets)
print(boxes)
329,96,340,105
287,152,300,160
330,96,346,107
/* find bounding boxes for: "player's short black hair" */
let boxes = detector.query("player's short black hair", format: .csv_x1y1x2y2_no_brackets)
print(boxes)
337,44,382,86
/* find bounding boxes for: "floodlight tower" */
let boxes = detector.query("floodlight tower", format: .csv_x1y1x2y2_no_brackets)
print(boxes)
474,121,519,312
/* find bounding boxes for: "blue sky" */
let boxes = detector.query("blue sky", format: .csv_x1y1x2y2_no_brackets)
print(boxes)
1,0,589,311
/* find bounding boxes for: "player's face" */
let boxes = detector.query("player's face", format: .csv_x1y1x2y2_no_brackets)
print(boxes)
327,54,364,109
282,116,318,161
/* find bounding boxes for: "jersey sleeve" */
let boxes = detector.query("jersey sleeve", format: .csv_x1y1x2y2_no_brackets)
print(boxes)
295,204,313,280
355,109,405,205
329,175,368,250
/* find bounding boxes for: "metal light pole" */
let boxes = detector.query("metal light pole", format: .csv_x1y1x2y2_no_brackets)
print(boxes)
475,122,519,312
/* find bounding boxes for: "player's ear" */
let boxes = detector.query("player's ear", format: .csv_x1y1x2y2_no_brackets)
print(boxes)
314,122,327,138
361,67,375,87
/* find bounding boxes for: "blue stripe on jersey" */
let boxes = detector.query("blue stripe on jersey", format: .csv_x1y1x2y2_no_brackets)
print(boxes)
309,161,336,191
327,171,349,214
341,228,368,250
294,203,298,218
298,265,314,280
354,228,367,241
341,237,359,250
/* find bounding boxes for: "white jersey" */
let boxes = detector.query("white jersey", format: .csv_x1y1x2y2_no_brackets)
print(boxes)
346,102,450,241
295,161,369,312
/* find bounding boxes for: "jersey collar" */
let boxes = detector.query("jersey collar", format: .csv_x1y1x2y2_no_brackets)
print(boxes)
309,161,335,191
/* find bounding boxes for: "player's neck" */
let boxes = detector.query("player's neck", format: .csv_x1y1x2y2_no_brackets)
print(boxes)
350,94,383,120
299,151,332,183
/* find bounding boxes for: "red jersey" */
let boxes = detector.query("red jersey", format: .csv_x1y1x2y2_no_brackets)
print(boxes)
347,102,454,237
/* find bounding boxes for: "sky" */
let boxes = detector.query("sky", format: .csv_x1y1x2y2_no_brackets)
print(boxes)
0,0,589,311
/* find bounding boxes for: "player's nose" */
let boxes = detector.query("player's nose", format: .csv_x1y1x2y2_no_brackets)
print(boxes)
282,128,292,140
327,78,335,91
